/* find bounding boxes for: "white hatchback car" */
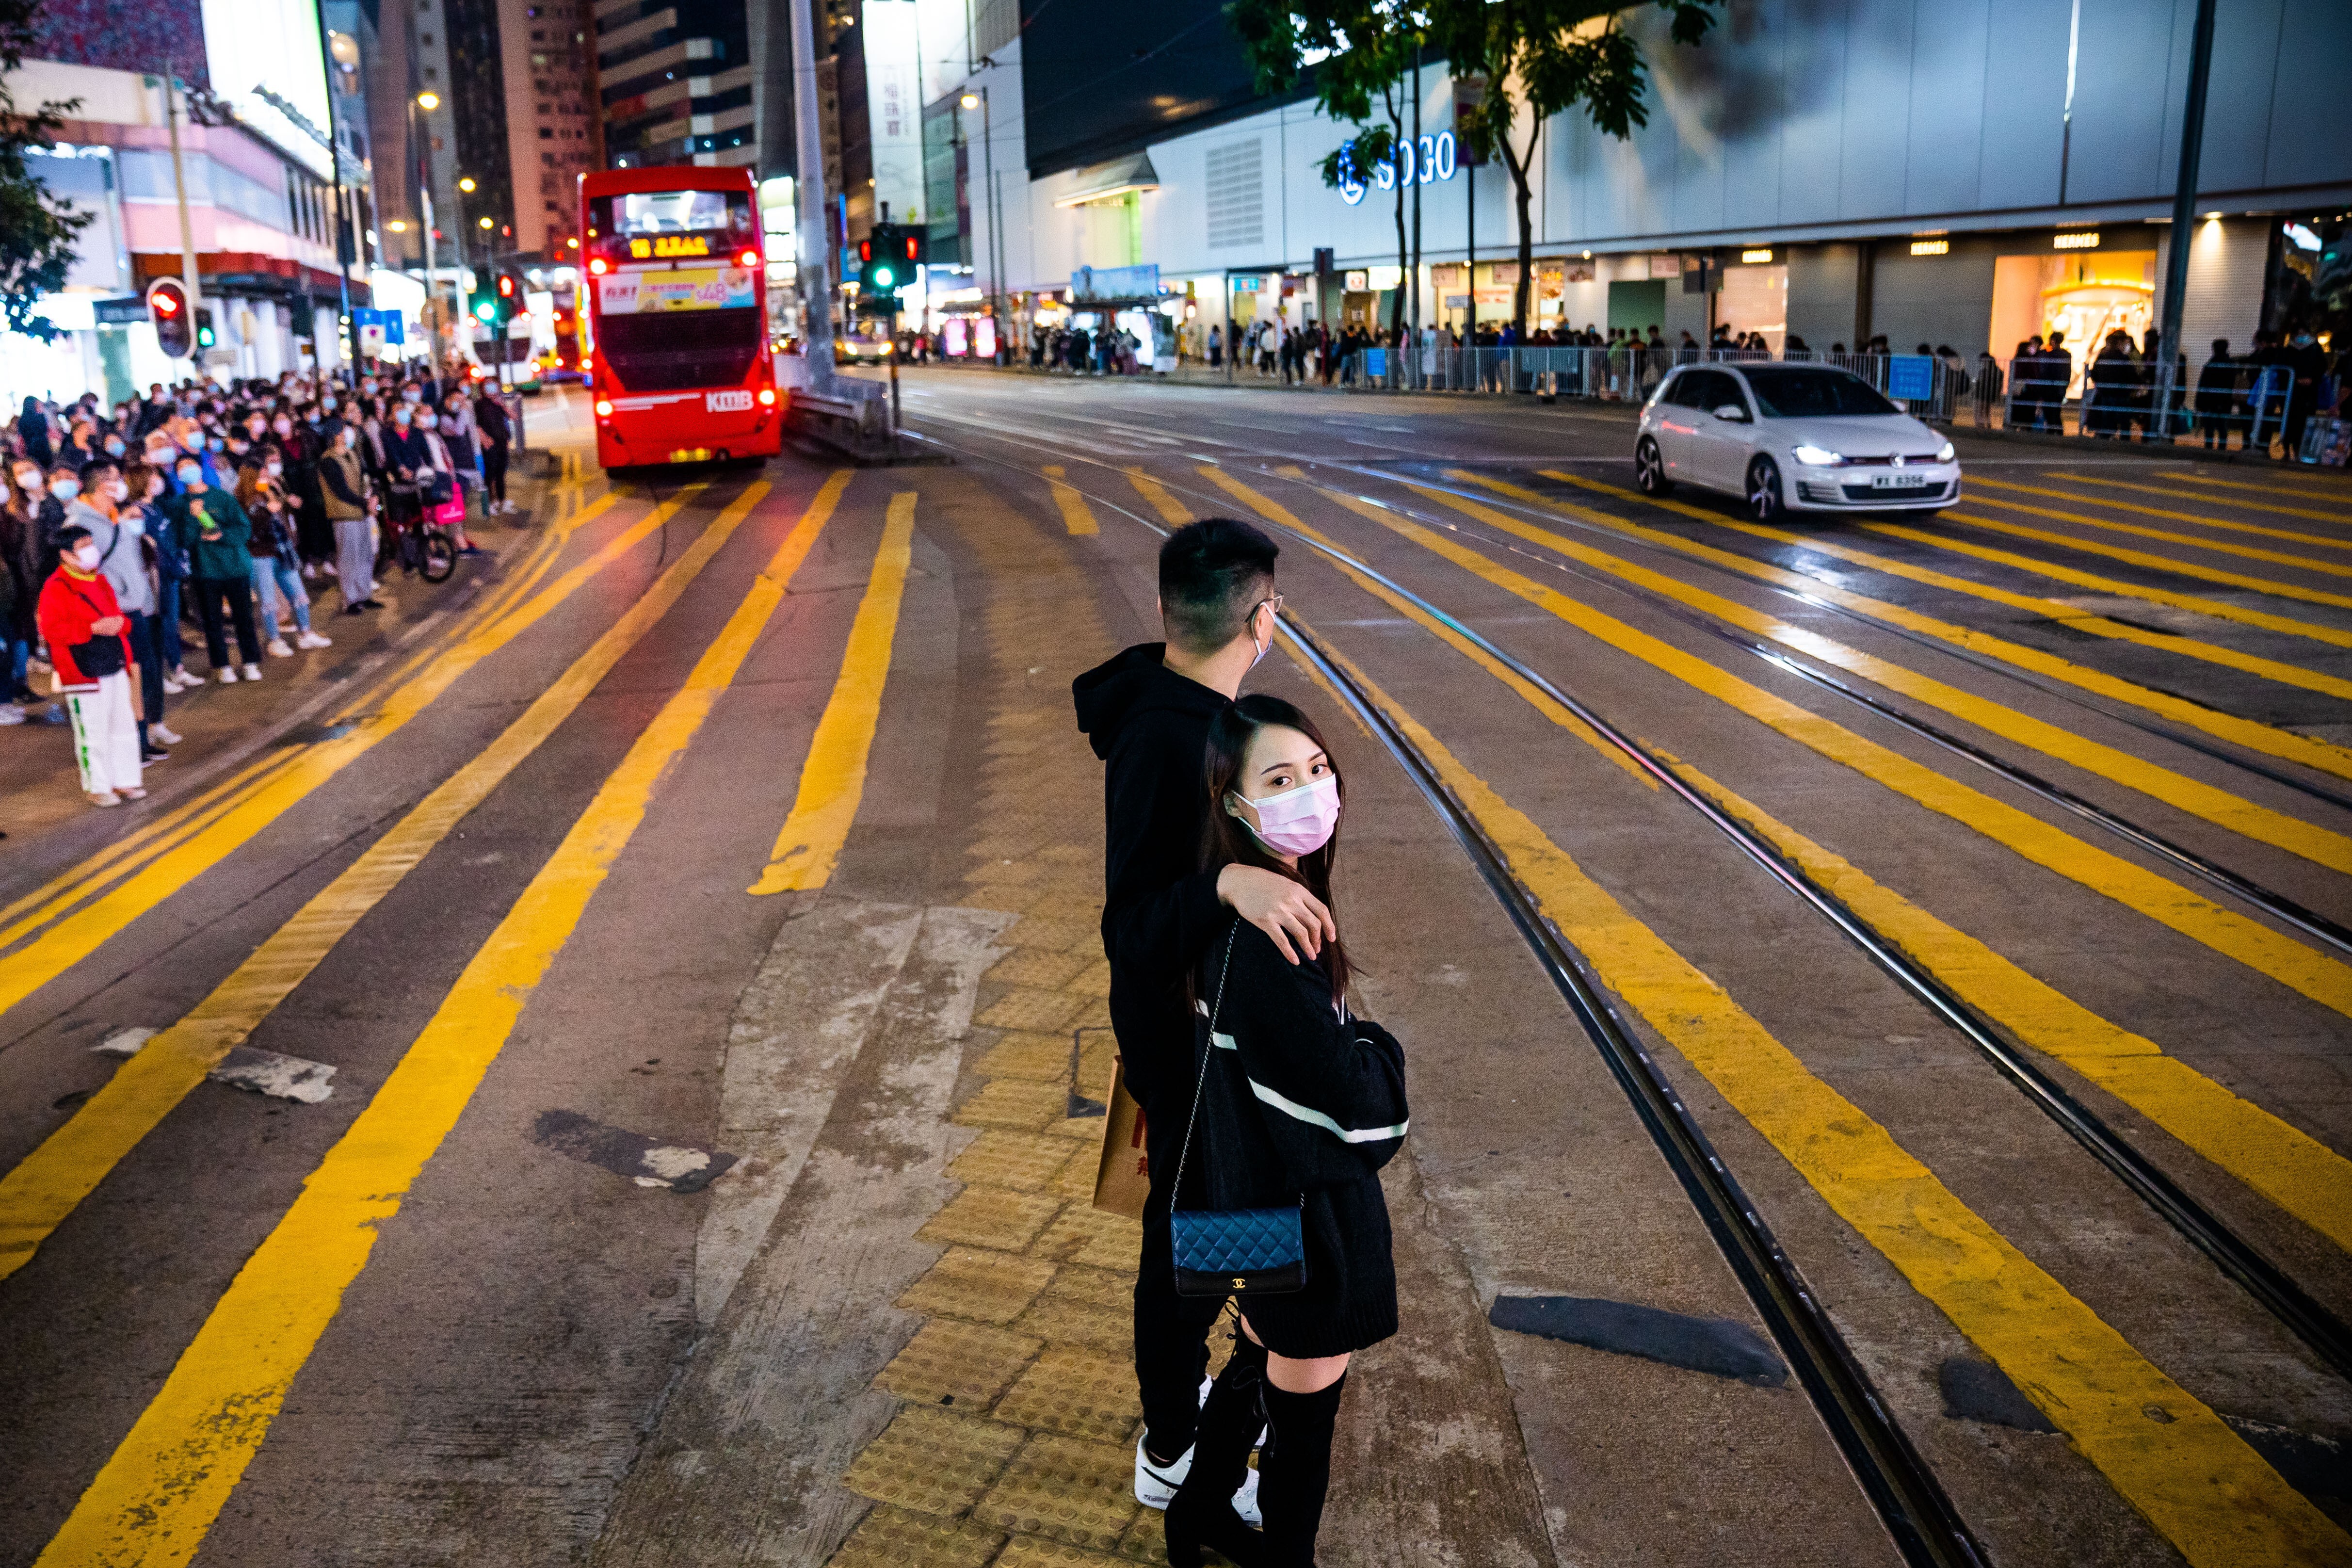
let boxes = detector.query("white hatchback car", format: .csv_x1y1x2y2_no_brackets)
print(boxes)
1633,362,1961,520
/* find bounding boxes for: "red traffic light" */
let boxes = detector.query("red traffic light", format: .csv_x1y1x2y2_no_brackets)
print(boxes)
857,238,874,263
902,236,918,261
152,292,181,316
497,275,515,297
147,279,194,357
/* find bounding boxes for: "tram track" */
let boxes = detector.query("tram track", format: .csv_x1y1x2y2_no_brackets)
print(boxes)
911,416,2352,1375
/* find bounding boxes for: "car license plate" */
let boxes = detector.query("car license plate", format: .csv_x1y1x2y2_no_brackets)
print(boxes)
706,390,754,412
1870,471,1932,489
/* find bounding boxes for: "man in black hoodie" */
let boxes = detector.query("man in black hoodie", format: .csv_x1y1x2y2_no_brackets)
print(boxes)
1072,516,1337,1517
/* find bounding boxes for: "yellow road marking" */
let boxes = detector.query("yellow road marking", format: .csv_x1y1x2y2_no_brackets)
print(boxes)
1042,464,1099,535
750,491,915,893
1967,482,2352,580
1125,466,1192,527
1859,520,2352,652
31,476,846,1568
2041,473,2352,545
1301,634,2349,1568
1668,755,2352,1252
1494,471,2352,703
1527,470,2352,779
0,482,785,1285
1206,467,1654,790
2162,471,2352,520
1315,479,2352,1021
1943,507,2352,612
0,486,703,1022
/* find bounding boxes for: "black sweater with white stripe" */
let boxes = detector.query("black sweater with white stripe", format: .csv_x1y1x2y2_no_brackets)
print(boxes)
1177,918,1409,1355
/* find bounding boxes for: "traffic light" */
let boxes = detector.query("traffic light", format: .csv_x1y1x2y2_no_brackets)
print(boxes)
857,224,926,297
194,307,216,350
147,279,192,358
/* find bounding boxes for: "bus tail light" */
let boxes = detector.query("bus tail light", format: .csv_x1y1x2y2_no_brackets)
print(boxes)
588,258,608,275
594,399,614,418
757,388,776,406
738,248,759,269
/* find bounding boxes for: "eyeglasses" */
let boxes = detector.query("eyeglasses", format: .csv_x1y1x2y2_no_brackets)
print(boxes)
1251,594,1286,625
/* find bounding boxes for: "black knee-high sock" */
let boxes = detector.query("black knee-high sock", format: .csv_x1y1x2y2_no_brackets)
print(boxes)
1258,1373,1346,1565
1176,1330,1268,1503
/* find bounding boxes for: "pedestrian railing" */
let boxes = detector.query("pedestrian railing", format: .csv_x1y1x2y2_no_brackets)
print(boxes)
1339,344,2304,452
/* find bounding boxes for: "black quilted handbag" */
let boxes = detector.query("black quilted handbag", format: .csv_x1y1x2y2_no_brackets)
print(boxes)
1169,927,1306,1297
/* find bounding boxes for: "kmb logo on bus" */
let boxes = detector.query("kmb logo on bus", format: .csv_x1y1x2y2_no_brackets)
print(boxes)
706,390,755,412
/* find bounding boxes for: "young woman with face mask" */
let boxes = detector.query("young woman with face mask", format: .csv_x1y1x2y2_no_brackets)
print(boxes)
1158,694,1408,1568
173,456,265,682
236,455,330,655
0,459,50,719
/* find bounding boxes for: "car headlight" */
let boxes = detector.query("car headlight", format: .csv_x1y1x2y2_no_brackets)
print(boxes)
1935,441,1956,463
1791,444,1844,467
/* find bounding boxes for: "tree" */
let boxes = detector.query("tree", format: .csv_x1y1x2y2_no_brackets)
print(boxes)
1432,0,1717,337
1228,0,1422,340
0,0,90,342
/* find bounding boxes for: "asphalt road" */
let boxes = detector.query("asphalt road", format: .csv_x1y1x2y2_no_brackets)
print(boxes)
2,369,2349,1568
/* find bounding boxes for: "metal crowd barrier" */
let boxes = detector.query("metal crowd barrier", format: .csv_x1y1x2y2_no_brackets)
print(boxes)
1339,344,2303,452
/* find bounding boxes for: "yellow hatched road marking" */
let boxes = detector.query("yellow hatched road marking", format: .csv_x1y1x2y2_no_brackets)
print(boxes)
1860,520,2352,651
30,476,850,1568
749,489,908,893
1498,471,2352,703
1216,466,1654,790
0,487,701,1022
1526,471,2352,781
1432,477,2352,866
1967,483,2352,580
1042,465,1099,535
1302,632,2350,1568
1124,466,1192,527
1257,469,2352,1022
1669,756,2352,1253
2038,473,2352,545
1944,507,2352,612
0,481,787,1285
2161,470,2352,520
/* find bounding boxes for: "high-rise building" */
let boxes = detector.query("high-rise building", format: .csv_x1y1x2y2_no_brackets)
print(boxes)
593,0,753,170
498,0,598,255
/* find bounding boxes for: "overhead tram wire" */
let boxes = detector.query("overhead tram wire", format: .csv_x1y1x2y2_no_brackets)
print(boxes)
901,423,1990,1568
902,419,2352,1389
1365,465,2352,821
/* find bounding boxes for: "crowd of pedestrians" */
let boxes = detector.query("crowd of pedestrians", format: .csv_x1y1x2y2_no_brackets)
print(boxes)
1076,518,1409,1566
1,361,517,810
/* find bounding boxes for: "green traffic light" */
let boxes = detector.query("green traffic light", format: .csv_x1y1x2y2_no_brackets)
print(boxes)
196,327,214,347
875,265,894,288
476,302,495,322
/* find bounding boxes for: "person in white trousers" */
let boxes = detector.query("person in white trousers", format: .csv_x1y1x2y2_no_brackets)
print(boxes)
36,524,145,807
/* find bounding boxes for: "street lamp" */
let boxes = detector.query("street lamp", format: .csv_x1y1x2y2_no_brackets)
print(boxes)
960,85,1006,361
408,91,444,365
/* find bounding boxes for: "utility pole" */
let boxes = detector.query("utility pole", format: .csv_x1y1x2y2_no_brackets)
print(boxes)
1409,51,1421,355
2157,0,2218,437
789,0,836,381
160,67,204,332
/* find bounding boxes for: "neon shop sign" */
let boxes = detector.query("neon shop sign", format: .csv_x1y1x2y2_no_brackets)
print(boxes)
1338,130,1458,205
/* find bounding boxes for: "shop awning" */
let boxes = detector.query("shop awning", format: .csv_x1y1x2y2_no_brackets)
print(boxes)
1054,154,1159,208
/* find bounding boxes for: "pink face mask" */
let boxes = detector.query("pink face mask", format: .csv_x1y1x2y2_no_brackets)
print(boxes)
1229,774,1340,857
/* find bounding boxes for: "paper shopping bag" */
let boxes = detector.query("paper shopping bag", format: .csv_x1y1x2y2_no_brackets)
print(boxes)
1092,1058,1151,1222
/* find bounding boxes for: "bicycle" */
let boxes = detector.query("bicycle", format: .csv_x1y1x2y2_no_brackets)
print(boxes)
385,479,460,583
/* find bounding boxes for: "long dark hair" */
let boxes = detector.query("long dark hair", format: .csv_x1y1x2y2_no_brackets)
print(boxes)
1200,693,1353,1003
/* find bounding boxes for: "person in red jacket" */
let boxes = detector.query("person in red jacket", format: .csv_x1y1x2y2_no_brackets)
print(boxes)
36,524,146,807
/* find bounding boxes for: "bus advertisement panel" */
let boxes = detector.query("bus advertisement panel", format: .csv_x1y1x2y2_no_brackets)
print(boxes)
580,167,784,469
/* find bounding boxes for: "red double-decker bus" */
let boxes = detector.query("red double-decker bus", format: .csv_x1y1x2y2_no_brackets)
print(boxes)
580,166,784,470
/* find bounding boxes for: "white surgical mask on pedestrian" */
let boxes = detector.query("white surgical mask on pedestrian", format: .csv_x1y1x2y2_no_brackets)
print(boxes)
1226,775,1341,857
49,479,78,500
266,461,283,477
73,543,100,569
106,478,129,502
177,465,201,485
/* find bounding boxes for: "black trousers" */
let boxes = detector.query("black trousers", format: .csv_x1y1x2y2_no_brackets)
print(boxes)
192,575,261,668
123,608,164,740
483,442,509,504
1134,1095,1231,1458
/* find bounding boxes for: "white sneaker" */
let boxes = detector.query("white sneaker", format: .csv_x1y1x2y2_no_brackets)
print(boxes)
296,630,332,649
266,638,294,658
1133,1435,1262,1525
242,663,263,680
216,666,239,684
0,704,23,725
148,723,184,744
87,790,123,808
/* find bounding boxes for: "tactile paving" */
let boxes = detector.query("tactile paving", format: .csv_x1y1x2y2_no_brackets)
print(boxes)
1014,1292,1131,1357
1074,1035,1118,1099
1043,1263,1135,1310
917,1185,1064,1252
974,1432,1143,1552
1114,1507,1170,1564
1065,959,1115,1000
874,1318,1042,1409
1047,1111,1113,1143
977,988,1088,1034
1022,890,1107,924
898,1245,1058,1325
992,1345,1145,1442
1069,998,1114,1031
976,1032,1077,1083
1049,1143,1101,1201
1001,914,1098,953
950,1129,1080,1192
840,1405,1027,1517
1032,1206,1141,1270
986,949,1092,991
998,1533,1131,1567
953,1079,1071,1132
828,1503,1006,1568
971,858,1050,887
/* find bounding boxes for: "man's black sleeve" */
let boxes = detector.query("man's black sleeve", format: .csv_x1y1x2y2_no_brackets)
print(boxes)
1102,721,1224,990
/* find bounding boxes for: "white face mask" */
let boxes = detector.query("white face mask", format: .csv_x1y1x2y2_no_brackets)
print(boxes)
106,478,129,502
73,543,100,569
177,466,202,485
14,470,38,493
418,415,438,430
49,479,79,501
266,461,283,478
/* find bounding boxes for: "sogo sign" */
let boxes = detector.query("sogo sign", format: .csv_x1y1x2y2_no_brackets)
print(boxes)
1338,130,1458,206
